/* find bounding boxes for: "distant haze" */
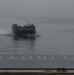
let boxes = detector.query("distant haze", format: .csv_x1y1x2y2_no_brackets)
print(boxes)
0,0,74,18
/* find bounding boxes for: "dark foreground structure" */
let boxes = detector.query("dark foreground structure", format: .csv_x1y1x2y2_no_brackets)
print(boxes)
0,68,74,75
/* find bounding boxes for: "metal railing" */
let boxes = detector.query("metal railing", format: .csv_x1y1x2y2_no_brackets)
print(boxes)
0,68,74,75
0,68,74,72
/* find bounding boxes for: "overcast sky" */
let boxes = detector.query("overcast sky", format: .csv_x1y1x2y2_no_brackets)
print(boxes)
0,0,74,18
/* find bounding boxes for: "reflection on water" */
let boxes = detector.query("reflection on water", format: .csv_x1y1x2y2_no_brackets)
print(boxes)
13,34,36,41
11,35,35,55
7,34,40,55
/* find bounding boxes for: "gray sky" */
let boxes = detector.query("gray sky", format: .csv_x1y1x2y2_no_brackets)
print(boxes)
0,0,74,17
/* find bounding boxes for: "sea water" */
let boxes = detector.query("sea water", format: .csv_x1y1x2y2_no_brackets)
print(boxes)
0,17,74,55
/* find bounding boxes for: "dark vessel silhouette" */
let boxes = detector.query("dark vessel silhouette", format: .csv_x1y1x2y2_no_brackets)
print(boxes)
12,23,36,35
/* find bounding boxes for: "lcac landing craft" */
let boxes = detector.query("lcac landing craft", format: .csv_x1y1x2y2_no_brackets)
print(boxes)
12,23,36,35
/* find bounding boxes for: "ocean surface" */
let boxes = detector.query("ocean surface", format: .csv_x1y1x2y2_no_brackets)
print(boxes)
0,16,74,56
0,17,74,68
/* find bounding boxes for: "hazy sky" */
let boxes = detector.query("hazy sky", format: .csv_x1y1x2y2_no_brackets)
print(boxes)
0,0,74,17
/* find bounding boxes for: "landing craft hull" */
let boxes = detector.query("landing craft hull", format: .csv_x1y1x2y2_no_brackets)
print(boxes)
12,24,36,35
12,29,36,35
